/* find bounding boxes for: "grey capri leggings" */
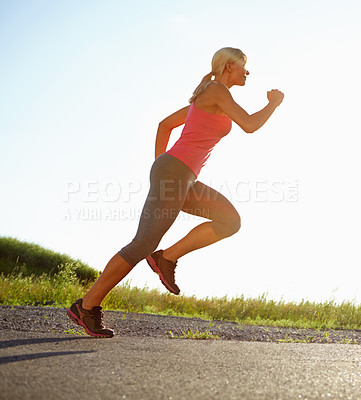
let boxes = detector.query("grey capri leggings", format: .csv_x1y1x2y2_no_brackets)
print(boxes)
118,153,241,267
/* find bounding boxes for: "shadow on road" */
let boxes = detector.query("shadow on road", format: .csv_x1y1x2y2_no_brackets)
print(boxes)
0,350,96,365
0,335,94,349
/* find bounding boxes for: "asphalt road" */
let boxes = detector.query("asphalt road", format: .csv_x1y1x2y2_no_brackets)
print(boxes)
1,329,361,400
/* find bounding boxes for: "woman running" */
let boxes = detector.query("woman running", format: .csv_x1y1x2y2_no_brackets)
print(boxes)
67,47,284,337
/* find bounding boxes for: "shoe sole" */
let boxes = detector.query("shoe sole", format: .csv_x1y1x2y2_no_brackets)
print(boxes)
146,255,179,295
67,307,113,338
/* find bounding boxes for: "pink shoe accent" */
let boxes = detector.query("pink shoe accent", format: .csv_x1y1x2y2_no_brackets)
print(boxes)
76,303,86,319
146,255,177,294
67,308,80,325
67,306,109,338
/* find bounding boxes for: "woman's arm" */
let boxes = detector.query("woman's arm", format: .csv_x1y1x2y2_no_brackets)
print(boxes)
155,105,190,159
211,85,284,133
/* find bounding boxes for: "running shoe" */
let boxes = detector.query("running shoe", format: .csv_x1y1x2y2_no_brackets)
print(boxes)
67,298,114,338
146,250,180,295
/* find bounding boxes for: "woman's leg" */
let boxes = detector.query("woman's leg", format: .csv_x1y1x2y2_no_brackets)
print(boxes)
162,181,241,262
81,153,196,309
81,254,133,310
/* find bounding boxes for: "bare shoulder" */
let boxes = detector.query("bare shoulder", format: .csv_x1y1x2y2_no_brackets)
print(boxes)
201,82,235,107
205,81,231,96
195,82,233,114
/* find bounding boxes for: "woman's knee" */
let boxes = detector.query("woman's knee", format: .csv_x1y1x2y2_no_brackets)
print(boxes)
214,211,241,239
118,237,160,267
227,212,241,236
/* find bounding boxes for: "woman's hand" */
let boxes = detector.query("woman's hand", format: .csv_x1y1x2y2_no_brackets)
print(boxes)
267,89,284,107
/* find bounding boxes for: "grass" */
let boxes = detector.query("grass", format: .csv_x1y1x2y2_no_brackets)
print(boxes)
1,236,361,331
0,236,99,284
274,331,359,344
64,328,85,336
2,262,361,331
168,329,220,340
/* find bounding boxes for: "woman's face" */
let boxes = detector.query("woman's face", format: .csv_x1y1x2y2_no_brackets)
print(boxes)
230,60,249,86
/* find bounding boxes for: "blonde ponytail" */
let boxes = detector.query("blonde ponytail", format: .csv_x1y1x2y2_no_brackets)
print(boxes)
189,47,247,104
188,72,214,103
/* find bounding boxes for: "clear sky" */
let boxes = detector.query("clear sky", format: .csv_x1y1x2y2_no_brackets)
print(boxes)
1,0,360,304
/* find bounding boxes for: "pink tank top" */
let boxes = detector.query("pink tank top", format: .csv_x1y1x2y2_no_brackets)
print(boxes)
166,103,232,178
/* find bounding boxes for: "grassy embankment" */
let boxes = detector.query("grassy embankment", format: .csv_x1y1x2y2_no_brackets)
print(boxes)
1,236,361,330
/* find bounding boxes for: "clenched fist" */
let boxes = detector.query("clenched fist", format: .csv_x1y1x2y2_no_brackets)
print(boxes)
267,89,284,107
